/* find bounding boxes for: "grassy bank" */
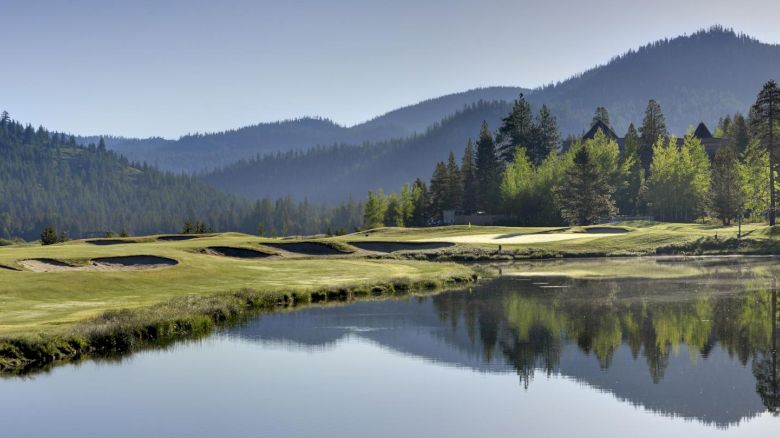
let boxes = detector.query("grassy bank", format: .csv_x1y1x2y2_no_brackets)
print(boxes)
3,221,779,373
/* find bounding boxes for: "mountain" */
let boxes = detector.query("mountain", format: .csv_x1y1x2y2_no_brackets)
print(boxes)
528,26,780,135
92,87,526,173
202,101,513,202
0,117,250,240
204,27,780,202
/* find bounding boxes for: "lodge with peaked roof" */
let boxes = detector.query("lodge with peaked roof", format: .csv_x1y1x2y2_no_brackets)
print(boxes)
571,121,730,157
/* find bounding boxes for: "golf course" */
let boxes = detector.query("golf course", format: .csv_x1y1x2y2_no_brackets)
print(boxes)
0,220,777,373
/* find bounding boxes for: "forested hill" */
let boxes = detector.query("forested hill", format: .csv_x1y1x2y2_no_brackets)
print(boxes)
204,27,780,203
0,115,249,240
90,87,525,173
529,26,780,135
202,101,513,202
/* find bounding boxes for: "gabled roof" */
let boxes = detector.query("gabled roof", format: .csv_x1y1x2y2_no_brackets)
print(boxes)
693,122,713,139
582,120,618,141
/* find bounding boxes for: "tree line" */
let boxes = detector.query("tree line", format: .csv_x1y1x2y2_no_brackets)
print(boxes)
0,112,363,240
365,81,780,227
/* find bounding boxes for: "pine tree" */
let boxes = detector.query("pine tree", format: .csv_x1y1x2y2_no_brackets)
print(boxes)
710,148,743,225
497,95,535,163
618,123,645,215
638,100,668,171
535,105,560,164
554,148,616,225
731,113,750,152
446,151,462,210
591,107,611,128
429,161,449,216
384,195,405,227
474,121,501,211
461,140,478,214
749,80,780,225
362,191,387,229
410,178,430,226
739,140,772,222
40,225,59,245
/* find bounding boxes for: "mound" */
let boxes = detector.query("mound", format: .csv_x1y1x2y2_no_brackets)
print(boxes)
204,246,272,259
0,263,21,271
19,258,79,272
349,241,454,253
91,256,178,270
86,239,137,245
262,242,346,255
158,235,201,241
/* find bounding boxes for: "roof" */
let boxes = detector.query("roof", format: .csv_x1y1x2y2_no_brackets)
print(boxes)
693,122,713,139
582,120,618,141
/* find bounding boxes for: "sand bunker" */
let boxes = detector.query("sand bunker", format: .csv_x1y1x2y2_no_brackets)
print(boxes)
349,241,455,253
262,242,346,255
414,233,618,245
203,246,272,259
20,256,177,272
86,239,137,245
158,235,202,241
583,227,629,234
91,256,178,270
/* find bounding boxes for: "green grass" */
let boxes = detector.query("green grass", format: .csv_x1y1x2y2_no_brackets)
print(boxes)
3,221,779,373
0,233,474,336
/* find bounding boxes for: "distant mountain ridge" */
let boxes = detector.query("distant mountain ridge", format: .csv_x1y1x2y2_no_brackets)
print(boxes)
86,86,526,173
202,26,780,202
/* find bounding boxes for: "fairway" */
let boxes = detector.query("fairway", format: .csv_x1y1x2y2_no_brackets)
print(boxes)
415,232,617,244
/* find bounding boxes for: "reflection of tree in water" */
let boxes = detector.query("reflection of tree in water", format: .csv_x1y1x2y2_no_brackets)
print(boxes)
752,283,778,414
432,272,780,411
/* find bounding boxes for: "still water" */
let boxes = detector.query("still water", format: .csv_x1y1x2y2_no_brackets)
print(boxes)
1,257,779,437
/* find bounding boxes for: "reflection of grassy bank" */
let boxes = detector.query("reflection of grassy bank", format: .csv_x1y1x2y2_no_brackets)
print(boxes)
0,275,477,374
0,233,478,373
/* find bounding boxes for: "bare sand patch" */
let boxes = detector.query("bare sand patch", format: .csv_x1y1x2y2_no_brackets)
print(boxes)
20,256,177,272
349,241,454,253
415,233,617,245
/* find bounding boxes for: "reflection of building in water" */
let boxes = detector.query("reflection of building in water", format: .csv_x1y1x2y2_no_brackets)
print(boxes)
230,264,780,428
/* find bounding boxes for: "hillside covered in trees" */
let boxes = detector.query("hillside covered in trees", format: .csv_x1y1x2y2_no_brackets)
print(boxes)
96,27,779,182
0,113,363,240
200,27,780,202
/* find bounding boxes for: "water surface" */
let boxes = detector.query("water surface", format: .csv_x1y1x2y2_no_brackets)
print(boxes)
2,257,779,437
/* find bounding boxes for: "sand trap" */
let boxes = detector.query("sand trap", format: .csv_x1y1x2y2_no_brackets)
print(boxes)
263,242,346,255
20,256,177,272
203,246,272,259
349,241,455,253
583,227,629,234
415,233,618,245
91,256,178,270
86,239,138,245
158,235,202,241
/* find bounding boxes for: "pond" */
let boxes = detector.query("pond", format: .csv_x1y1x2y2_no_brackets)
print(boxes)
1,257,779,437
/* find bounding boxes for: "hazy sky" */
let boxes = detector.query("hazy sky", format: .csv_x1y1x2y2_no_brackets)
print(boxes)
3,0,780,138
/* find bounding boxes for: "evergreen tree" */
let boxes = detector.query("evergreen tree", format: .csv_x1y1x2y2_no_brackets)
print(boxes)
710,148,743,225
638,99,668,171
410,178,431,226
40,225,61,245
591,107,611,128
618,123,645,215
429,161,449,215
731,113,750,152
749,80,780,225
535,105,561,163
460,140,478,214
446,151,462,210
362,191,387,229
384,195,405,227
474,121,501,211
497,95,535,163
739,140,772,222
554,147,616,225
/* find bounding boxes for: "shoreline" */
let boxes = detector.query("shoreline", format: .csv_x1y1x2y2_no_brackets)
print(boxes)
0,271,479,376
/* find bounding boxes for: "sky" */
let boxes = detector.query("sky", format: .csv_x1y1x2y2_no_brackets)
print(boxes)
3,0,780,138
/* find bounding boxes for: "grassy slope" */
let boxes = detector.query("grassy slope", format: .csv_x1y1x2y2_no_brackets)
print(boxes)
0,233,472,335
